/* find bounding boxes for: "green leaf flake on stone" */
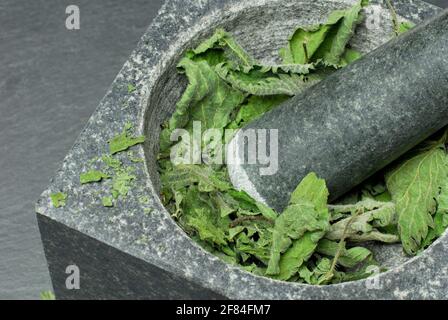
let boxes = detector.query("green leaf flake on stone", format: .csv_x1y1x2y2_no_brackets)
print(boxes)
398,21,415,34
127,84,137,94
80,170,110,184
161,164,233,193
109,124,145,155
111,168,136,199
102,155,122,169
50,192,67,208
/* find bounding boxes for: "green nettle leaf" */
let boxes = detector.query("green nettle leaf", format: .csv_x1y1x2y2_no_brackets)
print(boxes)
226,189,261,212
280,24,332,65
340,48,363,66
420,178,448,249
190,28,256,69
298,258,335,285
273,232,323,280
159,29,252,153
420,211,448,249
161,164,233,192
227,95,289,129
215,63,321,96
329,199,397,227
80,170,110,184
227,226,245,241
325,205,399,244
337,246,372,268
234,223,273,265
267,173,330,278
437,181,448,212
311,258,333,283
214,192,238,218
316,239,372,268
386,145,448,254
185,65,245,131
159,57,245,152
182,186,231,246
171,189,185,218
280,0,368,66
314,1,367,66
289,172,329,211
266,202,323,275
255,201,279,221
334,266,382,283
259,63,317,75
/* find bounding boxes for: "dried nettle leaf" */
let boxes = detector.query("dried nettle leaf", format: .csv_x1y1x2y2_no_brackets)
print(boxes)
159,57,245,153
421,180,448,249
326,200,399,243
279,0,368,66
266,173,330,279
215,63,322,96
161,164,232,193
159,29,252,153
181,186,231,246
226,95,289,129
316,239,372,269
386,145,448,254
190,28,256,69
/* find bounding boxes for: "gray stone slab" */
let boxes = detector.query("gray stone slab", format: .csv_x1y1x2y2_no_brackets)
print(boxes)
229,8,448,212
0,0,164,299
36,0,447,299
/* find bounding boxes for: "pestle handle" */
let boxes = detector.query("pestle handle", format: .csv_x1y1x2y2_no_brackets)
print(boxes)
228,9,448,212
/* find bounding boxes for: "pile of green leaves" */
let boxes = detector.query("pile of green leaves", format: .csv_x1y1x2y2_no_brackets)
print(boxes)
158,0,448,284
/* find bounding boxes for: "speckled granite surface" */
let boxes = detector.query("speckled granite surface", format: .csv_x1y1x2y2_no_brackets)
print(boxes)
36,0,447,299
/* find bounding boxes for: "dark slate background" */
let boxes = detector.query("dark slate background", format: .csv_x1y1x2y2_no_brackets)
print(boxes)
0,0,164,299
0,0,446,299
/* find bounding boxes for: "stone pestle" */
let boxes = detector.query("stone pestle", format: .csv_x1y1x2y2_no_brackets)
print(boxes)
228,9,448,212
